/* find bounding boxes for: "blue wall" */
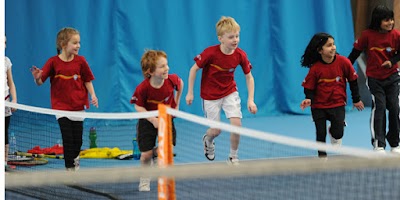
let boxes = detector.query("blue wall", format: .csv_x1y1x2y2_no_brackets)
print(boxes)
5,0,355,117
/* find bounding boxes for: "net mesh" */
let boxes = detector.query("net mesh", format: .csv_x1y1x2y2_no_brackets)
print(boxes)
5,102,400,200
5,103,152,171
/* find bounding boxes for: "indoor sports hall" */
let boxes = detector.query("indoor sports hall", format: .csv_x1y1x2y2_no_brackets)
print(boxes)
4,0,400,199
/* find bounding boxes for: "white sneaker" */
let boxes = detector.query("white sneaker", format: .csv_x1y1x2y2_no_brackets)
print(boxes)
319,156,328,162
328,126,342,146
227,157,239,166
138,177,151,192
203,134,215,161
391,146,400,154
373,147,386,154
66,168,75,172
73,156,80,171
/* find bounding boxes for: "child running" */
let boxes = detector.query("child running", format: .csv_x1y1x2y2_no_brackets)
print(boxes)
130,50,184,192
300,32,364,158
31,27,98,171
186,16,257,165
347,5,400,153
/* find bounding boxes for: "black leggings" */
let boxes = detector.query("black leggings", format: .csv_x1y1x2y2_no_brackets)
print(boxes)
368,73,400,148
5,116,10,145
311,106,345,157
58,117,83,168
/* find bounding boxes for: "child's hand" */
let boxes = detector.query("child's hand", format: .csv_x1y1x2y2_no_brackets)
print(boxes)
381,61,392,68
353,101,364,111
300,99,311,110
247,101,257,114
91,95,99,108
186,93,194,105
30,66,42,80
11,99,17,112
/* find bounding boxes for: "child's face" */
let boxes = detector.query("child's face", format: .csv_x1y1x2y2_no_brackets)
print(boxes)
64,34,81,55
319,38,336,58
218,31,240,51
380,18,394,32
151,56,169,80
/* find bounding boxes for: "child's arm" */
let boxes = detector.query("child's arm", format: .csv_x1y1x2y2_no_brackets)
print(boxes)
300,88,314,110
348,80,364,111
347,48,362,65
30,66,44,85
134,104,158,128
174,79,184,110
7,68,17,111
245,72,257,114
84,82,98,108
185,63,200,105
381,52,400,68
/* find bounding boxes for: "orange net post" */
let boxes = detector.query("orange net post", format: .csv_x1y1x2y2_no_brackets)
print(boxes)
157,104,176,200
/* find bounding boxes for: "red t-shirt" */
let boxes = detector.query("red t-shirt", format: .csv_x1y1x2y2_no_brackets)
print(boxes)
130,74,181,111
40,55,95,111
194,45,252,100
353,29,400,79
302,55,358,109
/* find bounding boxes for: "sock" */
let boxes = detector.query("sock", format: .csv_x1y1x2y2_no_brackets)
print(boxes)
229,149,238,158
205,135,214,146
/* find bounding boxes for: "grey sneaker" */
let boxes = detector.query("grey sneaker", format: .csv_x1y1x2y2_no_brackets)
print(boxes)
66,168,75,172
73,156,80,171
139,177,151,192
227,157,239,165
203,134,215,161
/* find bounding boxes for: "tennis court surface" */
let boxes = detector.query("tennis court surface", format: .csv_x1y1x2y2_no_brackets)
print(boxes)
5,102,400,199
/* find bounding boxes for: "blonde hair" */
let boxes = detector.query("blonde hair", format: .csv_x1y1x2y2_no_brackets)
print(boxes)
216,16,240,36
140,50,167,78
56,27,80,54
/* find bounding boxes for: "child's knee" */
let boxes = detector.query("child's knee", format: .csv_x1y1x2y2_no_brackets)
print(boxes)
209,128,222,136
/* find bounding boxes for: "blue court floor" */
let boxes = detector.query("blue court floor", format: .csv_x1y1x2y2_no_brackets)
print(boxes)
243,109,373,150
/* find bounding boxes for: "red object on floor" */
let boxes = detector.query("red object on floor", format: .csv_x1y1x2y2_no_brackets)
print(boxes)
27,144,64,155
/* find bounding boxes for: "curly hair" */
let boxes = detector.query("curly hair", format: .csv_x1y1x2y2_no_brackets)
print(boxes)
140,50,167,78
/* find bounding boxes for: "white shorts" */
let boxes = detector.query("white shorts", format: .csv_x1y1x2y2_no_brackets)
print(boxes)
203,91,242,121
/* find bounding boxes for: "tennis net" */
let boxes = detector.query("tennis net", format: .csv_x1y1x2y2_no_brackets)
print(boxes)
5,102,400,200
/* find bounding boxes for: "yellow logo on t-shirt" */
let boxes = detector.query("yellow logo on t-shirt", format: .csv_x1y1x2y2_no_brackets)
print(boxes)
210,64,230,72
318,76,341,83
370,47,395,52
55,74,81,80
